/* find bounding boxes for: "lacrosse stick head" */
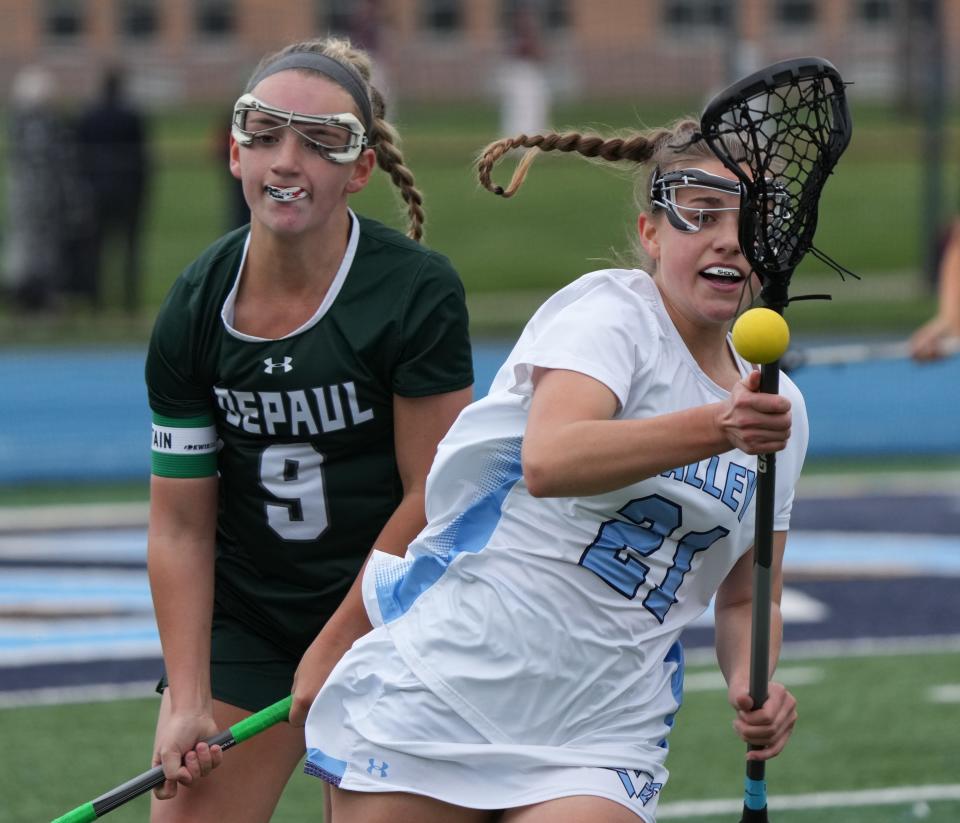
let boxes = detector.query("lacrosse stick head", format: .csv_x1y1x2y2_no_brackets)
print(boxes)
700,57,852,310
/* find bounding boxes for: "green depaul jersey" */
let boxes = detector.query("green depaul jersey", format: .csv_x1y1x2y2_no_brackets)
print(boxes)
146,214,473,656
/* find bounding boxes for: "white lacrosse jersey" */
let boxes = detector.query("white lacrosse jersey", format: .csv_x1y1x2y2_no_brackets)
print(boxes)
361,268,808,768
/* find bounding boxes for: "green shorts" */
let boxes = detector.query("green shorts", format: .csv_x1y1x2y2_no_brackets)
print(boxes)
156,608,299,713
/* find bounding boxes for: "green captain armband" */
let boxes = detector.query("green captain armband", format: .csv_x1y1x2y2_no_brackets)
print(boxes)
151,412,219,478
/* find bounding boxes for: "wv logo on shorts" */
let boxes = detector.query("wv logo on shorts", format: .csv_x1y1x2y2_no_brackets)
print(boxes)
263,356,293,374
614,768,663,806
366,758,389,778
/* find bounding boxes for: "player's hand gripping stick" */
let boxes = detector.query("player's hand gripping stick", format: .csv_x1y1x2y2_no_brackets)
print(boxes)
50,695,293,822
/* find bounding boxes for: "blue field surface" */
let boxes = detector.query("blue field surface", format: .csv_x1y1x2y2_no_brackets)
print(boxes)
2,509,958,674
2,341,959,484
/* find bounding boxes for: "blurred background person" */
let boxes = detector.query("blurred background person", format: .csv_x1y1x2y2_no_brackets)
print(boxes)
498,0,551,137
910,216,960,360
2,65,81,313
74,66,151,315
347,0,392,114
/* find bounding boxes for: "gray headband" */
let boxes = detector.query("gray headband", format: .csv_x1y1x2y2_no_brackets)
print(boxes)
246,52,373,134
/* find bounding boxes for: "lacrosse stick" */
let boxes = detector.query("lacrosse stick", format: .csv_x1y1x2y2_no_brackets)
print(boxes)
51,695,293,822
700,57,852,822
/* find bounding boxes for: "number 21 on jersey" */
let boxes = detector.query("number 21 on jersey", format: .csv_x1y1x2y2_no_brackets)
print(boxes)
579,494,728,623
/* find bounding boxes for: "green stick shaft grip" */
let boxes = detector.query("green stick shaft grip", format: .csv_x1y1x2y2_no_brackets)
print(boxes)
228,694,292,745
51,803,96,823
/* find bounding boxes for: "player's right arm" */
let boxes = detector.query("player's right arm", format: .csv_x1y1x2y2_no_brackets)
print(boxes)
521,367,791,498
147,473,222,798
144,268,231,795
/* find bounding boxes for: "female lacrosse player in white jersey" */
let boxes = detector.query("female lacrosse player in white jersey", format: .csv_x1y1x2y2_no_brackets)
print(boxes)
304,119,808,823
145,36,473,822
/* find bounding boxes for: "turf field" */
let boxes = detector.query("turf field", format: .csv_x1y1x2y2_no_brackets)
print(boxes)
7,646,959,822
4,472,960,823
2,99,959,823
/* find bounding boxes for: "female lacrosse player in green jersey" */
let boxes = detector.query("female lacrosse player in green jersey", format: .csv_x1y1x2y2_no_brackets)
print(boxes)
144,36,473,822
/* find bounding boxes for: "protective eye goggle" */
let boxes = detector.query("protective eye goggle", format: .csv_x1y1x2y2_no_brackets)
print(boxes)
231,93,367,164
650,167,744,233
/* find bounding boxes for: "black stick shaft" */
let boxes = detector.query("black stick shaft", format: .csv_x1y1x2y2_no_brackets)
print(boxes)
750,361,779,703
739,359,779,823
90,732,234,817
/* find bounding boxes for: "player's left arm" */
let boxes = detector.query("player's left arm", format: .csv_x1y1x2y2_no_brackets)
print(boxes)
288,387,472,725
714,531,797,761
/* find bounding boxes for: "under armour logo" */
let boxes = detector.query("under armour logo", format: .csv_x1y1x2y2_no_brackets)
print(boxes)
614,769,662,805
263,356,293,374
366,758,389,778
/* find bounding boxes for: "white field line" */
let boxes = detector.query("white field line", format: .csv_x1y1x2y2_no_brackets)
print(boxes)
928,683,960,703
0,467,956,531
684,633,960,666
0,502,149,532
796,470,960,497
658,784,960,818
3,636,959,706
684,665,823,692
0,680,158,709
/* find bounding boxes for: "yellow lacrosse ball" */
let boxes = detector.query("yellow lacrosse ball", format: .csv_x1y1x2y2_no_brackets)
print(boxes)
731,307,790,365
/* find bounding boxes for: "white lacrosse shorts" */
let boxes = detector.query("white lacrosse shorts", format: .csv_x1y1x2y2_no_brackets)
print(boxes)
303,627,666,821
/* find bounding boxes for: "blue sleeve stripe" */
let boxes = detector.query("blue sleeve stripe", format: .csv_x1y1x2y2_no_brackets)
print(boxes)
378,441,523,623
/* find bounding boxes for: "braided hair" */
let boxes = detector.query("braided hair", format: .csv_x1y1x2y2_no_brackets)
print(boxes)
477,119,745,267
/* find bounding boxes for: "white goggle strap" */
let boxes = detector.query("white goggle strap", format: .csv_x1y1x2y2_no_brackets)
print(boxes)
231,94,367,164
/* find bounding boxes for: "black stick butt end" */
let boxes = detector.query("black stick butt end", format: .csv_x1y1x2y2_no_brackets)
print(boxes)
739,803,770,822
